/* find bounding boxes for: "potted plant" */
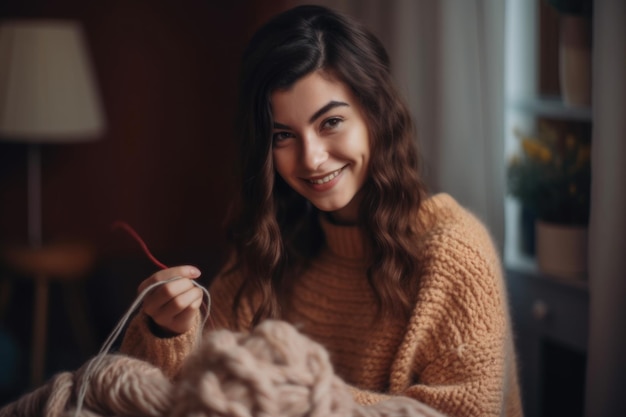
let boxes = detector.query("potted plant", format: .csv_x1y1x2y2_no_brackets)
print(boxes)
545,0,593,107
507,121,591,279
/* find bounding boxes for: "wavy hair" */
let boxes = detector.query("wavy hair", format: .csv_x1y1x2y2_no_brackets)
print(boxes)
228,5,427,326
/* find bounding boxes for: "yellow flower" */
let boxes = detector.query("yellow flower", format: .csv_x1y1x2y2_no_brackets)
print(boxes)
565,134,577,151
539,147,552,163
508,123,591,225
522,139,552,163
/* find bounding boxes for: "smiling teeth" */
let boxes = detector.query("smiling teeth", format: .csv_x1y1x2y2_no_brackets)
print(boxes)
310,168,342,184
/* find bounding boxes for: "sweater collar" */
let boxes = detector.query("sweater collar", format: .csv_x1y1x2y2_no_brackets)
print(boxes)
319,214,367,260
316,193,454,260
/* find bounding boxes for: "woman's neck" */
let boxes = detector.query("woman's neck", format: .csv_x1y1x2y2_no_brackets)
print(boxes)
326,192,362,225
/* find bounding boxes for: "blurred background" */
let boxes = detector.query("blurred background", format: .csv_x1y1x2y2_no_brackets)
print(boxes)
0,1,624,416
0,0,288,404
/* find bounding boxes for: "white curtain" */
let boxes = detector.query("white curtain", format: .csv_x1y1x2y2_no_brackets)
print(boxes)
291,0,507,250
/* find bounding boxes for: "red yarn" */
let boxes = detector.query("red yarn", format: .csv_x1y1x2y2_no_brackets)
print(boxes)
112,221,168,270
111,220,214,329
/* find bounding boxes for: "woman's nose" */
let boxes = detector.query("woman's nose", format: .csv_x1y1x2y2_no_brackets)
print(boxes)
301,134,327,170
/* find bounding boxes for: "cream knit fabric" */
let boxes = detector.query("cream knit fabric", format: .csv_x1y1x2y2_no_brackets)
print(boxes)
121,193,522,417
0,320,446,417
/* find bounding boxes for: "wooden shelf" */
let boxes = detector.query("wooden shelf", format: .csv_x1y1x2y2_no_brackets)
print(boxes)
508,96,592,122
505,251,589,293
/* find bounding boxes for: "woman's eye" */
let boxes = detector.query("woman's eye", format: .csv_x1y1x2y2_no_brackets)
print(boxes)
272,131,293,143
322,117,343,130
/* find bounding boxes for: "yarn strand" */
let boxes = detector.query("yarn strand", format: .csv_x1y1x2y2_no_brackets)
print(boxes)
73,222,212,417
112,221,169,270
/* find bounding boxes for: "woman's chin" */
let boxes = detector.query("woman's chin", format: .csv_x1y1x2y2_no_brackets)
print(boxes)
317,202,360,225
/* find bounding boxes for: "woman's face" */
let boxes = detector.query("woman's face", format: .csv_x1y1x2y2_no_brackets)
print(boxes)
271,70,371,224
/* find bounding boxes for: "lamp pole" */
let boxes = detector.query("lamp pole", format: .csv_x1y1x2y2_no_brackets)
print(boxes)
27,143,42,249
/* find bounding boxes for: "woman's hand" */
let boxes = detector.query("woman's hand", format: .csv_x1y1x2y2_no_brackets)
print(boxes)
138,265,203,336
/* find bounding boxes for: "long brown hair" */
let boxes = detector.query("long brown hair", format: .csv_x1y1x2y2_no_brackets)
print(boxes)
228,5,427,326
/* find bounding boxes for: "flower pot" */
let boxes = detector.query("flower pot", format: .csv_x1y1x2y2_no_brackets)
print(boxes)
559,15,592,107
536,221,588,280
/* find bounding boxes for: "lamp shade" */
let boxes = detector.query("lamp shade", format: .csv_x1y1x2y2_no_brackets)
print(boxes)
0,19,105,143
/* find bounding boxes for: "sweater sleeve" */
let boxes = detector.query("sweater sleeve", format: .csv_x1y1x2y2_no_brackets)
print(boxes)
118,259,250,378
119,311,202,379
350,211,521,417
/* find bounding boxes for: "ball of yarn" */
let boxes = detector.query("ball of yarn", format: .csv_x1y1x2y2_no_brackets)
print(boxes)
170,320,355,417
69,354,172,417
0,320,444,417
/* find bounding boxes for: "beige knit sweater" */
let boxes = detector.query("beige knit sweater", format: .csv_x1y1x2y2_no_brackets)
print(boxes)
120,193,522,417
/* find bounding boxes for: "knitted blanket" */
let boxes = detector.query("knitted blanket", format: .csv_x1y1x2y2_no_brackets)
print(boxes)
0,320,444,417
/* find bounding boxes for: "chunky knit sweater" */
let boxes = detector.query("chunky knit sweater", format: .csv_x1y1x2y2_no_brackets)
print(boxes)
120,193,522,417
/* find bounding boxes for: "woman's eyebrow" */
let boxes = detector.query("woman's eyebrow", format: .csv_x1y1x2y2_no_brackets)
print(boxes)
309,100,349,123
272,100,349,130
273,121,291,130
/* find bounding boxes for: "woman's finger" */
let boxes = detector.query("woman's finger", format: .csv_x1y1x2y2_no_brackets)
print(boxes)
138,265,201,294
142,278,197,317
151,286,205,333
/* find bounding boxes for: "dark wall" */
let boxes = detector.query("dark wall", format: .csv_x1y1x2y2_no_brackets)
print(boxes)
0,0,289,403
0,0,289,267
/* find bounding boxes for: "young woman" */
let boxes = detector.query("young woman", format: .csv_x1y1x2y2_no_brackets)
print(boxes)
120,5,522,417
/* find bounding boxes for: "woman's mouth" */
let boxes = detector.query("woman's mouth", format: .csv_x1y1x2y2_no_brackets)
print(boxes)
308,167,344,184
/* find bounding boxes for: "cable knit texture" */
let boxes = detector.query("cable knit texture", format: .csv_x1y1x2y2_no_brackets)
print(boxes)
0,320,446,417
120,193,523,417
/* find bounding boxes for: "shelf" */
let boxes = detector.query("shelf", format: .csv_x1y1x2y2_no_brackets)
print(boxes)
506,255,590,350
505,251,589,293
508,96,592,122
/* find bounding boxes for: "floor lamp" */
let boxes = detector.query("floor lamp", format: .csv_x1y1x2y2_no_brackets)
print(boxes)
0,19,105,386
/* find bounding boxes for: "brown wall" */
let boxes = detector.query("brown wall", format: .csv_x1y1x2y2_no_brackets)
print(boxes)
0,0,289,269
0,0,291,401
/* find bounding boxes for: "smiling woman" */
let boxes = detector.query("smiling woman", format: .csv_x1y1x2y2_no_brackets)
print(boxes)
117,5,522,417
271,71,370,223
